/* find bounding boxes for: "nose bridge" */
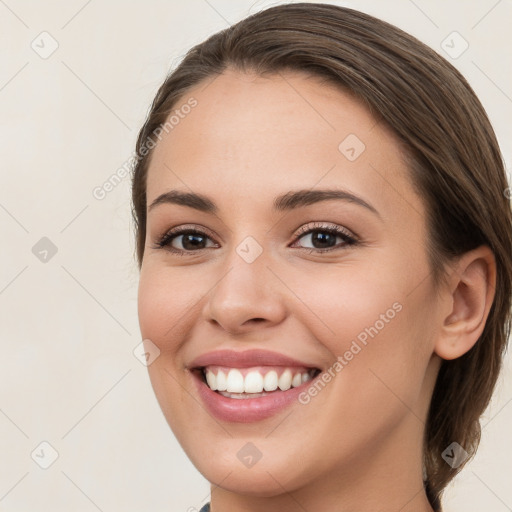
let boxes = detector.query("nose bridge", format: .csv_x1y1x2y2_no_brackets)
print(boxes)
203,234,287,331
214,235,273,304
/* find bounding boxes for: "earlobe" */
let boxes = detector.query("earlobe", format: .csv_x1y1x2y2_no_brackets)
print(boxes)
434,246,496,361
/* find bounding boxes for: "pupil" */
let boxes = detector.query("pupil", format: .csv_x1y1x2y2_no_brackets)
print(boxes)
312,232,335,249
183,234,205,250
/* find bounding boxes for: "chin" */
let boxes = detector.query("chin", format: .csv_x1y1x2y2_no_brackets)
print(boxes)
200,465,301,496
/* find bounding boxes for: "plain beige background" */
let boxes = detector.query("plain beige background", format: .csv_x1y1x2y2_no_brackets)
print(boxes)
0,0,511,511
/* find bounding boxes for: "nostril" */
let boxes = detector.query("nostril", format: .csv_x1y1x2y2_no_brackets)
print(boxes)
242,318,266,326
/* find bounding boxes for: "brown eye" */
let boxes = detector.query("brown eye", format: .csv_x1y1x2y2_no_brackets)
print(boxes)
292,223,358,253
156,226,218,255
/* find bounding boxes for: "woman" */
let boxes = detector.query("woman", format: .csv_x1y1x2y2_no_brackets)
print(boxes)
131,3,512,511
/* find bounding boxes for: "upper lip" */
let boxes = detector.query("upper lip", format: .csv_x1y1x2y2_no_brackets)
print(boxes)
188,349,320,369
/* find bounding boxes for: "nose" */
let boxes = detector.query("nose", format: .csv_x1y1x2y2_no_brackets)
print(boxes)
202,247,288,335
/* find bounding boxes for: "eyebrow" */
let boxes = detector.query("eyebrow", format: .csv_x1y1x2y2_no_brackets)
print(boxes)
148,188,380,217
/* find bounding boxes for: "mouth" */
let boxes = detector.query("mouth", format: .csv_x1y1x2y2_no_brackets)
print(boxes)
187,349,325,422
192,365,322,399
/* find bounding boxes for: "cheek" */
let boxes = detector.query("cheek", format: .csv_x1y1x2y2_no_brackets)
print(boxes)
292,264,405,352
137,266,200,435
340,288,435,421
137,265,198,350
296,262,435,406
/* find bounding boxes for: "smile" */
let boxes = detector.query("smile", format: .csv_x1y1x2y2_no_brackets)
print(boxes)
187,349,324,422
201,366,319,398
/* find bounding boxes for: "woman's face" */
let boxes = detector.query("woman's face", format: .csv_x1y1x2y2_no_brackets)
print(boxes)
138,69,443,497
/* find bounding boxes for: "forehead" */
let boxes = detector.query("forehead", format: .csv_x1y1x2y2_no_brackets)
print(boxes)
146,69,424,222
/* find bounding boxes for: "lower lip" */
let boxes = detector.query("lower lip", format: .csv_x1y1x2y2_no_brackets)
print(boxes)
192,370,317,423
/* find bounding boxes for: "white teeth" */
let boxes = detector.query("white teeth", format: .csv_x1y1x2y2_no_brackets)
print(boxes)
244,371,264,393
278,369,292,391
203,367,318,394
291,372,302,388
226,369,244,393
263,371,278,391
206,369,217,391
216,370,227,391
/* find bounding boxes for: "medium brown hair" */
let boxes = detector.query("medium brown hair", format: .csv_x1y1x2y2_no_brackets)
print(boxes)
131,3,512,509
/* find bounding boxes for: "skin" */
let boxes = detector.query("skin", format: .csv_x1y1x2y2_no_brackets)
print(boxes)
137,69,496,512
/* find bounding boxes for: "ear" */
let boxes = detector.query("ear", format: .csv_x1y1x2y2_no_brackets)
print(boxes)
434,245,496,360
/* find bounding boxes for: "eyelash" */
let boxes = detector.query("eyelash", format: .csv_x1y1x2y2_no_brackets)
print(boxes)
153,222,358,256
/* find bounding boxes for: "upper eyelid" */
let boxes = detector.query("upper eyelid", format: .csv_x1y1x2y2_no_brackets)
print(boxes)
294,222,356,238
162,222,352,237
